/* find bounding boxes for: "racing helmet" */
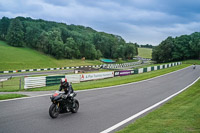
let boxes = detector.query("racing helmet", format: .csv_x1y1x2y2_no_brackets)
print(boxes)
60,78,67,85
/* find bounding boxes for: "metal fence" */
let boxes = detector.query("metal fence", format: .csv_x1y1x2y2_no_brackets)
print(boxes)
0,77,24,91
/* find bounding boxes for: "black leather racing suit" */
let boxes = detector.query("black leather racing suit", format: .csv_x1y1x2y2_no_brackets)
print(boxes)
59,82,75,109
59,82,74,96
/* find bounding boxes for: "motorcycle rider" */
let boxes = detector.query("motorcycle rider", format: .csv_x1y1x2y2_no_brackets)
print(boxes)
193,64,196,69
59,78,74,97
59,78,75,110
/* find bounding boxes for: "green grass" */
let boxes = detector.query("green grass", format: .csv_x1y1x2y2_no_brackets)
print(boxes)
117,78,200,133
0,40,101,71
0,77,22,92
138,48,152,59
25,64,189,91
0,94,28,100
116,59,138,64
183,59,200,65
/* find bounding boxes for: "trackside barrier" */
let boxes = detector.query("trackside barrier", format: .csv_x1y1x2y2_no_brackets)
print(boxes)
113,62,182,77
24,76,46,89
65,74,81,83
114,70,134,76
24,72,114,89
24,62,182,89
147,67,151,72
80,72,114,81
46,75,65,86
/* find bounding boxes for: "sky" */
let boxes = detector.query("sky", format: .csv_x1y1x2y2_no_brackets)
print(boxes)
0,0,200,45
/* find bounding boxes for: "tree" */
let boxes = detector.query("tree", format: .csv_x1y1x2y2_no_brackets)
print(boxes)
173,35,191,60
0,17,10,40
65,37,80,58
25,23,43,48
6,18,24,47
1,16,139,60
152,32,200,62
124,43,138,59
152,37,174,63
189,32,200,59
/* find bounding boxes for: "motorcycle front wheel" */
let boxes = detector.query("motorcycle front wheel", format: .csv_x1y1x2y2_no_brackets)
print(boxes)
49,103,60,118
71,99,79,113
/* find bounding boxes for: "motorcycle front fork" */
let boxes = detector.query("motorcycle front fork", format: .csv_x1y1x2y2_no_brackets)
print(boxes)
56,103,59,111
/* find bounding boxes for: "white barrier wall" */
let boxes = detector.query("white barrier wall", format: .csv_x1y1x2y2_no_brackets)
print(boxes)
147,67,151,72
138,68,144,74
65,74,81,83
154,66,157,70
24,76,46,89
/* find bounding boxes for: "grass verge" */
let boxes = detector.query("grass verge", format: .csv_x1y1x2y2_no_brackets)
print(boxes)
0,94,28,100
117,78,200,133
183,59,200,65
0,77,22,92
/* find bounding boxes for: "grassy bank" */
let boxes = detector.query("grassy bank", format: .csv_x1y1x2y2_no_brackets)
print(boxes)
0,94,28,100
138,48,152,59
0,41,101,71
117,78,200,133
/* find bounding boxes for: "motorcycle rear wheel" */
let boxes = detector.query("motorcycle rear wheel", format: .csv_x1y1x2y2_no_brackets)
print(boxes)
49,104,59,118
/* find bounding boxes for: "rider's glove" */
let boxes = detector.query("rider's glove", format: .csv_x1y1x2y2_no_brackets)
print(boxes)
62,95,67,99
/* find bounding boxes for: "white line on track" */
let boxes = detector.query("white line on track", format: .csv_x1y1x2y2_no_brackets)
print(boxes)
0,66,191,103
0,94,52,102
100,76,200,133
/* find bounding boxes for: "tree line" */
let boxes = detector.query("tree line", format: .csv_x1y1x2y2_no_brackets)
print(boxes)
139,44,154,48
0,16,138,60
152,33,200,63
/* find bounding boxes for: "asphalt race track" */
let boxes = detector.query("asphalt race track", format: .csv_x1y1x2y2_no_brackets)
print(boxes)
0,66,199,133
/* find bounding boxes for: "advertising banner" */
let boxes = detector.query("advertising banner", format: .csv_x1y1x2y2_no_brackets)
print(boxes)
114,70,134,76
80,72,114,81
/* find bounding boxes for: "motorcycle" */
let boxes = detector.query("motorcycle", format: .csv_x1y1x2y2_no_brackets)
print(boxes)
49,91,79,118
193,65,196,69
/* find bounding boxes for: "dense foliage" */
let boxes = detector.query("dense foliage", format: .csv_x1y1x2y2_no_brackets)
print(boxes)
140,44,154,48
0,16,138,59
152,33,200,63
